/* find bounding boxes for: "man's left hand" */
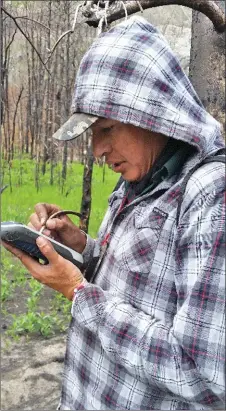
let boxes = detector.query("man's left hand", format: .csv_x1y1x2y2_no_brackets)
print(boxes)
2,236,84,300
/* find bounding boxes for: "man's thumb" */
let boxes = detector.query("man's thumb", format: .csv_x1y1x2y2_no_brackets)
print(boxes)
36,236,59,264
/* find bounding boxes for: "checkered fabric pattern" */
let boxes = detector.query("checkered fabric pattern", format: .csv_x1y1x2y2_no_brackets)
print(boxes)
71,16,223,157
58,16,225,410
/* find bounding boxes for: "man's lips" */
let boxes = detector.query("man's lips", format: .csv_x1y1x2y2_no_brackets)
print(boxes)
108,161,126,172
108,161,124,168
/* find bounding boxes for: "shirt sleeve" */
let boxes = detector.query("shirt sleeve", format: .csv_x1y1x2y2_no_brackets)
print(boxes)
71,180,225,407
81,234,96,268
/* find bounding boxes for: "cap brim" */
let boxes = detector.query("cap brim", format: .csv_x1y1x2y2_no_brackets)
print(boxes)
52,113,98,141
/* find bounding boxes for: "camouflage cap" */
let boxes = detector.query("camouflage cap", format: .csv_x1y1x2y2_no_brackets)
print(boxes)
52,113,98,141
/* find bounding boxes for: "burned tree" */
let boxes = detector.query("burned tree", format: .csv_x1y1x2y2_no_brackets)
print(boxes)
79,131,94,232
82,0,225,33
189,0,225,130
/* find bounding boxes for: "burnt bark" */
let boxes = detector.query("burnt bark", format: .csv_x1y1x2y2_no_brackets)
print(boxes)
83,0,225,32
42,1,52,175
79,133,94,233
10,86,23,160
0,1,3,125
189,1,225,130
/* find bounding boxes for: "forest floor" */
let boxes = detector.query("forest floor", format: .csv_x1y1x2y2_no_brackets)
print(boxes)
1,333,66,410
1,157,117,411
1,283,68,410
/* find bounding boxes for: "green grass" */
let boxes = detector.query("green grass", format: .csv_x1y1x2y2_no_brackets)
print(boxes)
1,158,118,236
1,157,118,340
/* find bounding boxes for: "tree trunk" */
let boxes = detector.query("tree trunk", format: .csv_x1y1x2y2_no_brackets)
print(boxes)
61,1,72,184
0,1,4,125
189,1,225,130
42,1,52,175
10,86,23,160
25,30,31,155
79,132,94,233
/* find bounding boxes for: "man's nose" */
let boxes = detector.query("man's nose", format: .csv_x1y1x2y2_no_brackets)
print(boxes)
92,135,112,158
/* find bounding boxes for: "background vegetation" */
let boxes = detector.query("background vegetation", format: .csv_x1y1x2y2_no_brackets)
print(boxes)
1,158,118,341
1,1,116,341
1,0,224,342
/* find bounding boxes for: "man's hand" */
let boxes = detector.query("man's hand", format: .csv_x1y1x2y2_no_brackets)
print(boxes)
28,203,87,253
2,236,84,300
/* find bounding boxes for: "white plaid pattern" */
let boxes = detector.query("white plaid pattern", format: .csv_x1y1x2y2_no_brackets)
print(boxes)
58,16,225,411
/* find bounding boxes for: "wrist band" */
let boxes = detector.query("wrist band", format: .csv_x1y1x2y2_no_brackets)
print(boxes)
73,278,88,301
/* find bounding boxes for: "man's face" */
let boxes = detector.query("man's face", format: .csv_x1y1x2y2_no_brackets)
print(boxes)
91,119,168,182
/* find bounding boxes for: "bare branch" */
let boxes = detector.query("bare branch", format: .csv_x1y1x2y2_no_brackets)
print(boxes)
1,6,51,75
3,28,17,71
97,16,105,35
4,15,51,31
82,0,226,33
136,1,144,13
45,29,73,57
120,1,128,20
83,0,115,14
103,0,110,26
72,2,84,31
45,2,84,63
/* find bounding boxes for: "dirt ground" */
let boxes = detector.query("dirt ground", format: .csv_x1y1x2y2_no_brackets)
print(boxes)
1,333,67,410
1,273,69,411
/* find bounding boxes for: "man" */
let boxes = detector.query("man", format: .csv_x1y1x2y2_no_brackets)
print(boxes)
3,16,225,410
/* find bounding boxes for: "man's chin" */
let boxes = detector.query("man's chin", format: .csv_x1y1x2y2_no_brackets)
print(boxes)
114,164,140,181
121,173,139,182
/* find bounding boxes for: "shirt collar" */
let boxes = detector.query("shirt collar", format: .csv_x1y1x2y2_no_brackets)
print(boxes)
125,139,193,200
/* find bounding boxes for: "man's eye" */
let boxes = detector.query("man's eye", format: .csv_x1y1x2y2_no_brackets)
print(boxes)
102,126,113,133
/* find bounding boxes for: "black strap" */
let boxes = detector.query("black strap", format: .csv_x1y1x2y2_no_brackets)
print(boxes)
176,149,225,226
83,255,100,282
201,155,225,164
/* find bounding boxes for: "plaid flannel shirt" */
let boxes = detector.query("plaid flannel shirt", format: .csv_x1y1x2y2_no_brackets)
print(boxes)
58,16,225,410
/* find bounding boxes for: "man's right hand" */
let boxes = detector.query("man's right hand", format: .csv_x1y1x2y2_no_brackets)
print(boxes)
28,203,87,254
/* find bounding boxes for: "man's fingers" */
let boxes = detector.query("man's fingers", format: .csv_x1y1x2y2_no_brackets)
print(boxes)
34,203,49,225
27,221,51,238
2,241,41,271
36,236,60,265
46,217,71,232
28,215,42,230
34,203,60,226
2,240,19,254
2,240,25,258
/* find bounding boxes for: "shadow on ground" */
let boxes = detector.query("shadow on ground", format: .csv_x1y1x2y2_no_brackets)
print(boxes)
1,334,67,410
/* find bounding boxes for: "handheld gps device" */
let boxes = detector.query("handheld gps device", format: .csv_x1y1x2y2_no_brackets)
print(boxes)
1,221,83,268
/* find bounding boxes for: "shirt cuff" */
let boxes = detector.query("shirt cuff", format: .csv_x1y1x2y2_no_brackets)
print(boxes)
72,278,88,302
81,234,96,268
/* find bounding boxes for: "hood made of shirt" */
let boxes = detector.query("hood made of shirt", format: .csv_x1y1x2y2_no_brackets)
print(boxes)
71,16,224,159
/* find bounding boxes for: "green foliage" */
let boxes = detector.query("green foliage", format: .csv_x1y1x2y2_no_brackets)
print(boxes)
1,249,27,301
1,158,117,237
25,278,43,311
6,311,66,338
1,272,12,302
51,292,72,317
8,1,31,7
1,157,118,340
